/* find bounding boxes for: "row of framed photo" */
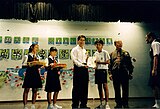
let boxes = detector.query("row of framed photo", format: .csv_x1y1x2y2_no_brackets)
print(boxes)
0,49,96,60
0,36,113,45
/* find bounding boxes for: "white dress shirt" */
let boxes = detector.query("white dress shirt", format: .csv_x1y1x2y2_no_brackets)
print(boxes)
71,45,87,67
151,39,160,56
93,49,110,69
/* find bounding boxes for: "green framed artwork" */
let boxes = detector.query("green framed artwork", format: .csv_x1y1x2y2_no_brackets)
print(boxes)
0,36,2,43
91,38,99,45
11,49,23,60
0,49,10,60
4,36,12,44
106,38,113,45
92,49,97,56
14,36,21,44
38,49,47,60
59,49,69,59
23,37,30,44
24,49,29,55
56,38,62,44
69,49,72,59
63,38,69,45
85,38,91,45
99,38,105,44
70,37,76,45
48,37,54,44
86,49,91,57
32,37,38,44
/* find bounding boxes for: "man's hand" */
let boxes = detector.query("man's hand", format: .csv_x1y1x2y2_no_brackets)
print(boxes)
84,65,88,68
129,74,133,80
152,69,157,76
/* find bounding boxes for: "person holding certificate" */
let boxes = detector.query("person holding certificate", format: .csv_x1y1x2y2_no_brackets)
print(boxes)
71,35,90,109
93,40,111,109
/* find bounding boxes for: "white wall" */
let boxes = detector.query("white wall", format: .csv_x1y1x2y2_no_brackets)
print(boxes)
0,19,158,101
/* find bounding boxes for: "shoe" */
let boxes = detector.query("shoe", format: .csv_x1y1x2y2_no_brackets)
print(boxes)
24,106,28,109
123,105,129,108
47,104,53,109
31,105,36,109
53,104,62,109
72,107,79,109
152,103,159,108
80,106,90,109
105,104,110,109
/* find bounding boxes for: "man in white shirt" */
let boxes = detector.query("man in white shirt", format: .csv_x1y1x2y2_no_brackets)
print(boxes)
71,35,90,109
146,32,160,108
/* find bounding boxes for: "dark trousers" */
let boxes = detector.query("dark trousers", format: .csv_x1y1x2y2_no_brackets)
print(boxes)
112,69,129,106
72,65,89,108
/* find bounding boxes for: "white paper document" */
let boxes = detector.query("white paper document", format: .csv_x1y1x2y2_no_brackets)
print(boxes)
87,57,96,68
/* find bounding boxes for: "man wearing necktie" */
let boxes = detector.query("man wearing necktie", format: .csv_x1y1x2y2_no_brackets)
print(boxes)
109,40,134,108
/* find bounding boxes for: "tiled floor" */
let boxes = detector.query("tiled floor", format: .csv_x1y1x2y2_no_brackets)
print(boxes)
0,98,156,109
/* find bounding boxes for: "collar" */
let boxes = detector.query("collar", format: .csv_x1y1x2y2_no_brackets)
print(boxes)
97,49,103,53
77,45,84,49
29,53,36,57
49,55,57,60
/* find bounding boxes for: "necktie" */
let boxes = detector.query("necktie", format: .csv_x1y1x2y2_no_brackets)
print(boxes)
117,51,121,68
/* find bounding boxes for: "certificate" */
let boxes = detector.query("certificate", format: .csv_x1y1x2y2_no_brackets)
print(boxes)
87,57,96,68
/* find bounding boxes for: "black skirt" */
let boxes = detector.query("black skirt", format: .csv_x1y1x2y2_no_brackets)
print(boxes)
22,66,42,88
148,70,160,88
45,68,61,92
95,69,108,84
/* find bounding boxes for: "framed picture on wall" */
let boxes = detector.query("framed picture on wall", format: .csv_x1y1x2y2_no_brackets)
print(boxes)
70,49,72,59
85,38,91,45
11,49,23,60
48,37,54,45
59,49,69,59
4,36,12,44
106,38,113,45
23,37,30,44
38,49,47,60
86,49,91,57
14,36,21,44
24,49,29,55
70,37,76,45
63,37,69,45
92,49,97,56
0,49,10,60
0,36,2,43
56,38,62,45
91,38,99,45
32,37,38,44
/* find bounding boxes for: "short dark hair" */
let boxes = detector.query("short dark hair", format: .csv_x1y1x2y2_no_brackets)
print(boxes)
146,32,157,39
94,40,104,45
77,35,86,41
50,47,57,52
